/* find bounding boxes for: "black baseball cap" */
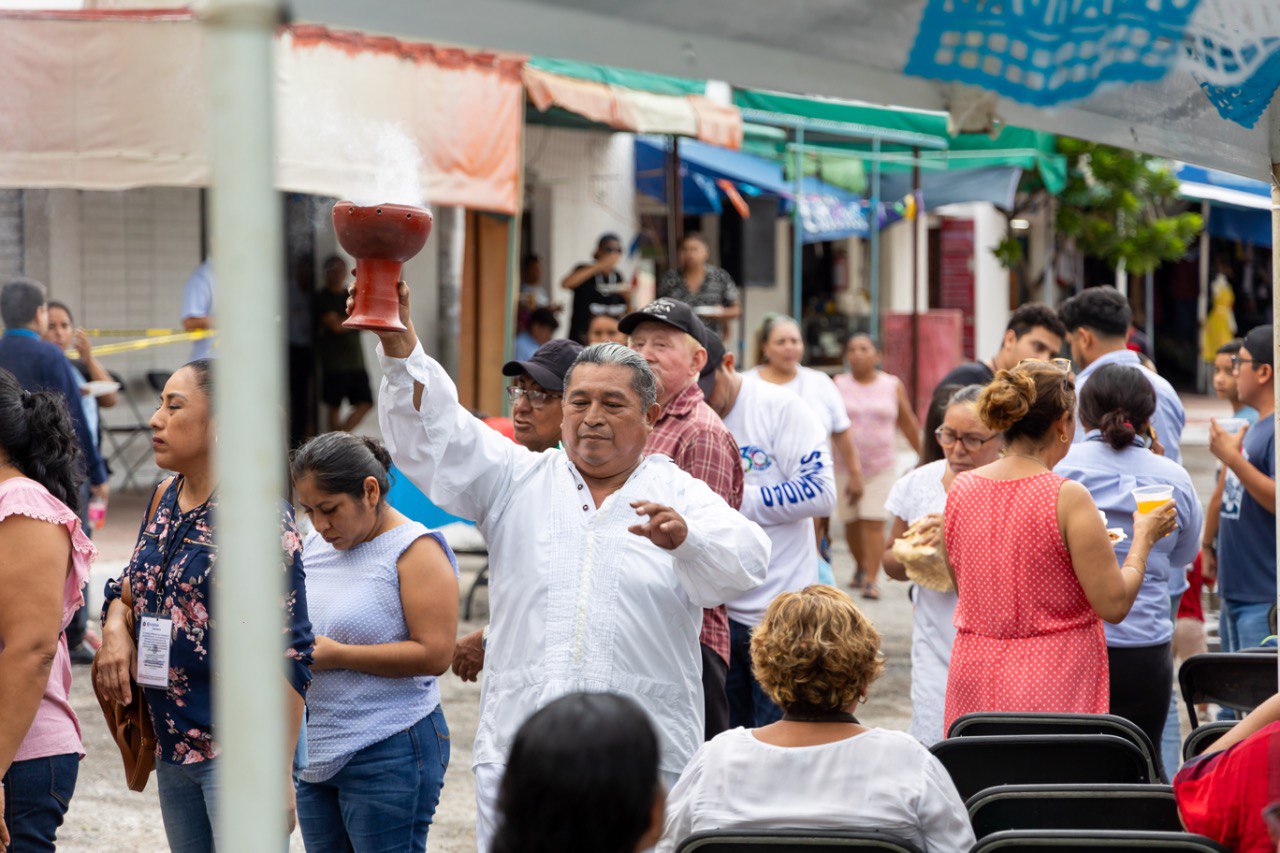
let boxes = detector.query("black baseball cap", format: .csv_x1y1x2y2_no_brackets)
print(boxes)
617,297,710,345
502,338,583,392
698,327,726,401
1242,324,1274,368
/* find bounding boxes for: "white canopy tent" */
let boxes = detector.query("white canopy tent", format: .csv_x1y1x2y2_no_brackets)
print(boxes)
203,0,1280,846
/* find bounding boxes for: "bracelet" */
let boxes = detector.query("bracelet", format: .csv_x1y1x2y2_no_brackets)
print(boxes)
1122,561,1146,576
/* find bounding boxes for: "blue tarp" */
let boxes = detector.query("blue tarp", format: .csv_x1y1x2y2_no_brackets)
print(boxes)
634,135,870,242
1208,206,1272,248
1176,163,1272,248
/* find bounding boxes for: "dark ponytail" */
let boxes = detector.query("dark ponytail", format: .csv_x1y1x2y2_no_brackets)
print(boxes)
0,368,84,511
1078,364,1155,451
290,432,393,503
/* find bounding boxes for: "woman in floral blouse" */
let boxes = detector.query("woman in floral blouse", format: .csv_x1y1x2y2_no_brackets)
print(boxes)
657,233,740,339
96,359,313,852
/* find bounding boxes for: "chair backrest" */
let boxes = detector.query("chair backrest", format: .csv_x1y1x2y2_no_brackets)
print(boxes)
1181,721,1236,762
970,829,1229,852
929,735,1153,801
676,830,923,853
948,712,1159,781
1178,652,1277,727
966,784,1180,838
147,370,172,394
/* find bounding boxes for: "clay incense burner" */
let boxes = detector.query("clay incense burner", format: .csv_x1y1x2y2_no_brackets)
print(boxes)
332,202,433,332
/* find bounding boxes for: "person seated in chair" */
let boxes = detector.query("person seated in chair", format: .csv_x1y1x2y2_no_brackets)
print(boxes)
658,585,975,853
1175,692,1280,853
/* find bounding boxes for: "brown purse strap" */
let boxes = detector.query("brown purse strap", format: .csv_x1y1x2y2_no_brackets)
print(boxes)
119,476,175,615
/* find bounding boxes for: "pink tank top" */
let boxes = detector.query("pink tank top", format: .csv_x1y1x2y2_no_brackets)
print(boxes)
833,371,900,476
0,477,97,761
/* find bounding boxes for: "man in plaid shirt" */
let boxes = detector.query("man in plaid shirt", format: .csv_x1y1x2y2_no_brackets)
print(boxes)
620,297,744,738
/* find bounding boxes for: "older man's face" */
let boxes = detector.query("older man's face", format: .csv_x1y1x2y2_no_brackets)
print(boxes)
510,374,564,453
629,321,705,407
562,363,658,478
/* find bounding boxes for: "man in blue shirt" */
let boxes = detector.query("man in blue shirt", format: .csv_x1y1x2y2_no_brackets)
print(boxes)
181,258,215,361
1061,286,1186,462
0,278,110,662
1210,324,1276,652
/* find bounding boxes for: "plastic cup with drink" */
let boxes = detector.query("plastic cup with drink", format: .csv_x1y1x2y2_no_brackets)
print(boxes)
1214,417,1250,435
1131,485,1173,515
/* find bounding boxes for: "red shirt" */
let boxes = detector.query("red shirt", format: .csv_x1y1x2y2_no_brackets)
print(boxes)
1175,721,1280,853
644,381,744,661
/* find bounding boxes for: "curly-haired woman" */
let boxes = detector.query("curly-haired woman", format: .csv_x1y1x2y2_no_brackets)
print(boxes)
657,585,974,852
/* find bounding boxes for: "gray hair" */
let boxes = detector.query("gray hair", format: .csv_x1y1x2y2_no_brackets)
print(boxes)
564,342,659,410
946,384,985,409
0,278,47,329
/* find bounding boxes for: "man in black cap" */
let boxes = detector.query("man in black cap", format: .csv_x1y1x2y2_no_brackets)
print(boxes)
562,232,631,344
451,337,584,681
620,296,743,739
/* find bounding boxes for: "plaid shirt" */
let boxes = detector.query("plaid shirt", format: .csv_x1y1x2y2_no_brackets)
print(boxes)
644,381,744,662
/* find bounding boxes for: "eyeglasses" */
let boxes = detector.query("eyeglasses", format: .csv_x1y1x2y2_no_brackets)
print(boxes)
1231,355,1259,371
935,426,999,451
1019,357,1073,372
506,385,561,409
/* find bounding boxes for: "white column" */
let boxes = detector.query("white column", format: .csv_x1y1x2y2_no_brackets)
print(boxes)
203,1,288,849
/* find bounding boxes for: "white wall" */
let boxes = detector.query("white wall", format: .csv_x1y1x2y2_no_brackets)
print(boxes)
972,202,1011,358
524,125,638,330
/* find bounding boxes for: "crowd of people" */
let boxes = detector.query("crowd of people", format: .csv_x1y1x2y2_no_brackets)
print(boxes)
1,268,1278,853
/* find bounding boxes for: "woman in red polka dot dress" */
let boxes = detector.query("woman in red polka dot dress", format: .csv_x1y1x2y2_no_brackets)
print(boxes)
942,361,1178,734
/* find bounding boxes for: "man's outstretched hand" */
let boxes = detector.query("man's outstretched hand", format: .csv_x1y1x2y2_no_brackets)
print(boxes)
628,501,688,550
346,278,418,358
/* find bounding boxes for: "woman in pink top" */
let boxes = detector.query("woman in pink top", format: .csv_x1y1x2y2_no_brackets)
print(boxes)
833,334,922,600
943,362,1174,734
0,368,96,849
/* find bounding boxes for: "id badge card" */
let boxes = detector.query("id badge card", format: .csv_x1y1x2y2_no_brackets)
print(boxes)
136,614,174,689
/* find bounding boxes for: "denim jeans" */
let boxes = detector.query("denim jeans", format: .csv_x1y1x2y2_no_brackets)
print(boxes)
726,619,782,729
2,753,78,851
1220,598,1274,652
295,706,450,853
156,758,219,853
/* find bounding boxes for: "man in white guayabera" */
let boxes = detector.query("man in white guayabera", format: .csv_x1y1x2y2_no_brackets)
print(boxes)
359,282,770,852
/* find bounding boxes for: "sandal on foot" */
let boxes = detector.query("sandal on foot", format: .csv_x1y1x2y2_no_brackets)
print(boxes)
861,582,881,600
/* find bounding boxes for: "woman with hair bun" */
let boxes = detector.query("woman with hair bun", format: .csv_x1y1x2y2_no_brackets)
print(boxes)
1056,364,1201,775
943,361,1178,734
0,368,97,849
290,431,459,852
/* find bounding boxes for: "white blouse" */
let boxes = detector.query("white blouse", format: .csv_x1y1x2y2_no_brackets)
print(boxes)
377,343,771,776
659,727,975,853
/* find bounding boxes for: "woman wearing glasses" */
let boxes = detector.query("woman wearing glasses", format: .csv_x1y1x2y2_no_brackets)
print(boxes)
943,361,1177,734
1057,364,1201,777
881,385,1002,745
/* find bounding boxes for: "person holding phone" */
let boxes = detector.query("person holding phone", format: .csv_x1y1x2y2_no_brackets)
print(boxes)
563,233,631,344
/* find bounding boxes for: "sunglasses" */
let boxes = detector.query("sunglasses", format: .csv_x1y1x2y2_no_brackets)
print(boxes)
1019,357,1073,372
935,427,1000,452
506,385,561,409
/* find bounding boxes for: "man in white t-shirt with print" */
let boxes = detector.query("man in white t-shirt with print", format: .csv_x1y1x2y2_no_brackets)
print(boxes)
703,330,835,727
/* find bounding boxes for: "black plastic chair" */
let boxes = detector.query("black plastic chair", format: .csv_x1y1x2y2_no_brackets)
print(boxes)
929,735,1154,801
966,784,1180,839
1178,651,1277,728
970,829,1229,851
101,370,153,489
1181,721,1236,761
948,712,1159,782
676,830,923,852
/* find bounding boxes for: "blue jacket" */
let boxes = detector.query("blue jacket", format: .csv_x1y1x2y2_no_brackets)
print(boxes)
0,329,108,485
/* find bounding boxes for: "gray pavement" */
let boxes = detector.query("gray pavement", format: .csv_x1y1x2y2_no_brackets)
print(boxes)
56,393,1232,851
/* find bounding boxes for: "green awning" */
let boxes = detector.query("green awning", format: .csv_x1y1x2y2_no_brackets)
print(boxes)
734,88,1066,195
527,56,706,97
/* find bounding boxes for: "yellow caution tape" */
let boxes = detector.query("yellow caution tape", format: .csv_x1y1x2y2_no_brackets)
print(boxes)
69,330,214,358
82,328,188,338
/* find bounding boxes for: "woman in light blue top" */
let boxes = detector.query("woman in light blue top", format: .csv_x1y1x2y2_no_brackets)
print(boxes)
1056,364,1202,779
290,432,459,853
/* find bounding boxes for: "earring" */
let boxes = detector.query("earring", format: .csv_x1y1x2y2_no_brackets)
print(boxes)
1060,433,1069,444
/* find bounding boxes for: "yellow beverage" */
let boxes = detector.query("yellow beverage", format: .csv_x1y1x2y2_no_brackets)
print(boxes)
1136,499,1165,514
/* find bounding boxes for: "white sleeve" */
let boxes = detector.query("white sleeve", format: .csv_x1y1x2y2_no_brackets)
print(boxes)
915,754,977,853
739,402,835,527
667,474,770,608
376,341,533,527
819,372,852,433
656,744,707,853
883,470,911,521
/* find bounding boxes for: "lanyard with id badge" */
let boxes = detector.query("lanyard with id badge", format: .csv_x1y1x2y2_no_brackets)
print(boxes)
137,490,211,690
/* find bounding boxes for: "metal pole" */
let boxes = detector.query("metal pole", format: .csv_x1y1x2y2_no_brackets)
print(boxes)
203,0,287,849
1042,197,1056,306
791,126,804,322
869,137,882,343
1144,269,1155,355
667,136,683,269
503,213,519,415
910,152,921,413
1196,200,1211,393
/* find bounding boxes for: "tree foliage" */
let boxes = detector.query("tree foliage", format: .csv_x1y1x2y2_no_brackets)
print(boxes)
1053,138,1201,276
